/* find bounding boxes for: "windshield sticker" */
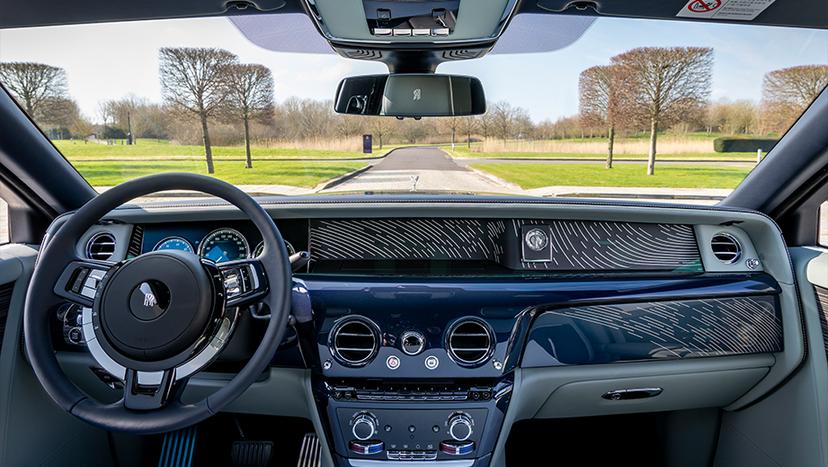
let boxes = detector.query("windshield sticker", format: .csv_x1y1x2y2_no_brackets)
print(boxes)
677,0,776,21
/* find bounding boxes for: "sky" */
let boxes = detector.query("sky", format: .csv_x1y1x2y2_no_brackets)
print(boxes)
0,13,826,123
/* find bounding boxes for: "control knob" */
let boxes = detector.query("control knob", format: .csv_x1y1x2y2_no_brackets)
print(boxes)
351,412,378,441
448,413,473,441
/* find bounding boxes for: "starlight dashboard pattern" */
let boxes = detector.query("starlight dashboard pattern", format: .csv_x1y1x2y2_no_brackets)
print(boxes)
308,218,702,271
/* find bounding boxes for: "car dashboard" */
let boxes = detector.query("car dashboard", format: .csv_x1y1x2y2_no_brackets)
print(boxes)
54,196,803,467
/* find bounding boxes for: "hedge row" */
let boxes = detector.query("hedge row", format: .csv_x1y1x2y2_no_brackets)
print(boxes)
713,137,778,153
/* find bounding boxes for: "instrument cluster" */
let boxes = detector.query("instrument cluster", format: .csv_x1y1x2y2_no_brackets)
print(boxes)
142,221,302,263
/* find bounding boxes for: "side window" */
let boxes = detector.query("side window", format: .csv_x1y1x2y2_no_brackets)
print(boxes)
820,201,828,247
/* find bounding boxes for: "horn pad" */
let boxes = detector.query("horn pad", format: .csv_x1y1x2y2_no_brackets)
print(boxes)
96,250,214,361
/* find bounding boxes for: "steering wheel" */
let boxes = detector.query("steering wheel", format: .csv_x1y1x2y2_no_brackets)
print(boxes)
24,173,292,434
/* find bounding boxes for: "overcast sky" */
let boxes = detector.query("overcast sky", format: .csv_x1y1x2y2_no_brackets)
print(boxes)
0,13,826,123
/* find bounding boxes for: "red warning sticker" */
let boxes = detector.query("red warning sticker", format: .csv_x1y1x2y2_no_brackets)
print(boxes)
677,0,775,20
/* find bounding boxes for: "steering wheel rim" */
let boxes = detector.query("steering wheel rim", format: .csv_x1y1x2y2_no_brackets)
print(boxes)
24,173,292,434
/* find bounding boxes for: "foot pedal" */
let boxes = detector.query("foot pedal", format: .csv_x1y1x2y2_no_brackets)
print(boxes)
158,426,198,467
231,440,273,467
296,433,321,467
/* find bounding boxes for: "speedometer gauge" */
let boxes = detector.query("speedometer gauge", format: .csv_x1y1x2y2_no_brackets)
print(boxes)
198,228,249,263
154,236,194,253
253,240,295,258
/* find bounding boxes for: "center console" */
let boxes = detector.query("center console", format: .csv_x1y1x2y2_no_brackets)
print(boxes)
304,278,526,467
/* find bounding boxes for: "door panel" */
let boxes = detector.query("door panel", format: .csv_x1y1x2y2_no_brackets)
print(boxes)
714,247,828,467
0,244,120,467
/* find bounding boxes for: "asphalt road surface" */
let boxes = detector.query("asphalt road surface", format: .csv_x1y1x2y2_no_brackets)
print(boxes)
323,147,512,194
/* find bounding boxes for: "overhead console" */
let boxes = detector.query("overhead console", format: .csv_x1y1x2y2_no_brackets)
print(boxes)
304,0,518,45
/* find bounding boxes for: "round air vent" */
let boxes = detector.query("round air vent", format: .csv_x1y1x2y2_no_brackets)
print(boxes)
711,233,742,264
330,317,380,366
86,232,117,261
446,318,494,367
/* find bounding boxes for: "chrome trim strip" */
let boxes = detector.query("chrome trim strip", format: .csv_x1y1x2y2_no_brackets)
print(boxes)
349,461,474,467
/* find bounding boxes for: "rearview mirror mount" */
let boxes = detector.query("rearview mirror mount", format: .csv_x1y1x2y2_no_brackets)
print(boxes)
334,73,486,118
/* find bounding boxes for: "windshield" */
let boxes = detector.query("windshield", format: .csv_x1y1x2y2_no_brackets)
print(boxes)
0,14,826,205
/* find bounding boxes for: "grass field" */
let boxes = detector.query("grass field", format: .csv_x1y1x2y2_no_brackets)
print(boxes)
450,133,770,160
470,163,752,189
55,139,377,161
74,160,366,187
449,148,757,161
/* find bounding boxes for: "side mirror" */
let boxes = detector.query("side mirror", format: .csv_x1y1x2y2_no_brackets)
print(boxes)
334,73,486,117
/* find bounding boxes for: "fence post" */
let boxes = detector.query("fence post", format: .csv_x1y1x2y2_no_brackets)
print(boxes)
756,149,762,164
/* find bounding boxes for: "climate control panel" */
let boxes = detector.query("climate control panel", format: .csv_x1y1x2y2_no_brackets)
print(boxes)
334,408,488,461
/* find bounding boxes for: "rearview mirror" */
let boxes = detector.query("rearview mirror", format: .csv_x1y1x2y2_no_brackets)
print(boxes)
334,74,486,117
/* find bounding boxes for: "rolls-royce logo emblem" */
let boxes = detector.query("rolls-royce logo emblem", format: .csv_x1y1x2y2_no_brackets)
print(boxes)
412,88,421,101
139,283,157,307
143,292,157,307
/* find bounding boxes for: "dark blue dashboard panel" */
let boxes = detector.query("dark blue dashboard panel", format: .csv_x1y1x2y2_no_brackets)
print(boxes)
522,295,782,367
303,274,781,377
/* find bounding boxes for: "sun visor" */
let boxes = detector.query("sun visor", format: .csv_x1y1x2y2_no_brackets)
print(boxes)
229,13,335,54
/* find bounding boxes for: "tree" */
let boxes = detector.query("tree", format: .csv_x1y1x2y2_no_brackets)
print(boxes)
490,101,516,141
460,116,477,148
0,62,68,123
159,47,238,173
446,117,459,148
223,64,274,168
97,100,117,137
370,117,391,149
761,65,828,134
612,47,713,175
579,65,620,168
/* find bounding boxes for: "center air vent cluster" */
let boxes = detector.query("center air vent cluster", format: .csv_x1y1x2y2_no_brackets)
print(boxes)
330,317,380,366
447,318,494,366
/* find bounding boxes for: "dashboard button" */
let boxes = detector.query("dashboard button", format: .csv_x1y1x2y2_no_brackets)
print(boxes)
386,355,400,370
424,355,439,370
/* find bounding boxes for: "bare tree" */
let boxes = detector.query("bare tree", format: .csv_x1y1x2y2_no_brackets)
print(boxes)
579,65,620,168
0,62,68,122
476,111,492,140
761,65,828,134
460,116,477,148
612,47,713,175
446,117,459,148
223,64,274,168
490,101,516,141
97,100,117,137
160,47,238,173
370,117,391,149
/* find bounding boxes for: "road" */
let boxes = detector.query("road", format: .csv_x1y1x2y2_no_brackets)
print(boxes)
322,147,514,194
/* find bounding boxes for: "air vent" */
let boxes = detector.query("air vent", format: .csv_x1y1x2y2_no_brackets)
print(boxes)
447,318,494,367
711,233,741,264
330,317,379,366
86,232,116,261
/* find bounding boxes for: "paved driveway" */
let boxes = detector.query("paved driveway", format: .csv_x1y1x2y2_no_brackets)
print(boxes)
322,147,513,194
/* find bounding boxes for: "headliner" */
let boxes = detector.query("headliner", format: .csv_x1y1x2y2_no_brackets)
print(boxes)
0,0,824,31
